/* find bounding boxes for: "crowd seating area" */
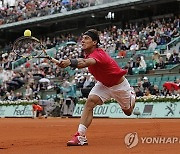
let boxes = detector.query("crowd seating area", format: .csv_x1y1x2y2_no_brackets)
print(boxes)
0,0,99,25
0,15,180,101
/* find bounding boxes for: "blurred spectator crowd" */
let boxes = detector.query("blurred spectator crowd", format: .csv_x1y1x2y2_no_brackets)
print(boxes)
134,76,180,98
0,0,97,25
0,15,180,101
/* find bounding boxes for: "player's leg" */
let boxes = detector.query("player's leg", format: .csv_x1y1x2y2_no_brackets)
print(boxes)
121,94,136,116
36,110,40,118
111,78,136,116
67,82,110,146
67,95,103,146
38,110,43,119
32,110,37,119
80,95,103,129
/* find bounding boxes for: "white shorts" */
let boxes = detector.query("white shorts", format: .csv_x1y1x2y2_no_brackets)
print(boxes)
89,78,136,110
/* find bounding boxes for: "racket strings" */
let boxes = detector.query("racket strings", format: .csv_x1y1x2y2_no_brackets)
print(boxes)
14,38,42,57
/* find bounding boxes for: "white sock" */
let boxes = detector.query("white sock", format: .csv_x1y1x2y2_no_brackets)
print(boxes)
78,124,87,136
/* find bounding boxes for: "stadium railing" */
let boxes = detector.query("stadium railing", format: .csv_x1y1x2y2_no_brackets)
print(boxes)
166,36,180,53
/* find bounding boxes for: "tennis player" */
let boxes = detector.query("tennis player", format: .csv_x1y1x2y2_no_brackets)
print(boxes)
59,29,136,146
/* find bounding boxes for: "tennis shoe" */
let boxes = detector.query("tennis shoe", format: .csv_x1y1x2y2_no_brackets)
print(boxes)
67,132,88,146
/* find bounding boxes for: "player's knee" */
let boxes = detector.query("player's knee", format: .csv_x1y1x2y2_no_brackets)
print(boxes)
122,109,133,116
125,111,132,116
122,101,135,116
84,100,96,110
84,95,103,111
85,98,98,110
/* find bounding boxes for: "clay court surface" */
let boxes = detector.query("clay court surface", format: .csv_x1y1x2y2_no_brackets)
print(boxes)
0,118,180,154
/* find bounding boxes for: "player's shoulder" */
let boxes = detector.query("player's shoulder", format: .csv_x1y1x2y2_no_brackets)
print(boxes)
96,48,105,52
92,48,106,55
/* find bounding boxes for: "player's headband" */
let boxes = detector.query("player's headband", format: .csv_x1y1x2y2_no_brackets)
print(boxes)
83,31,100,44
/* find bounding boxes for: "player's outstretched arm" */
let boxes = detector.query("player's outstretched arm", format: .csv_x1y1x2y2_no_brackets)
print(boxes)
59,58,96,69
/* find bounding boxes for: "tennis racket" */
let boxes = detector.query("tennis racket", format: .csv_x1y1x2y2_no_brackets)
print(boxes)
12,36,61,65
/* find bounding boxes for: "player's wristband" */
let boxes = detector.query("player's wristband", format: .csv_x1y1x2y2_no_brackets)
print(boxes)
70,59,78,68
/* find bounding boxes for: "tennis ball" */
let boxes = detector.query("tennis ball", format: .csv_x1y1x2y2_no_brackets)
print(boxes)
24,29,31,37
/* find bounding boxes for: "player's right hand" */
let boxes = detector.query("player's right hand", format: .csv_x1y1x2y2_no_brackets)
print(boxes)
59,59,71,68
